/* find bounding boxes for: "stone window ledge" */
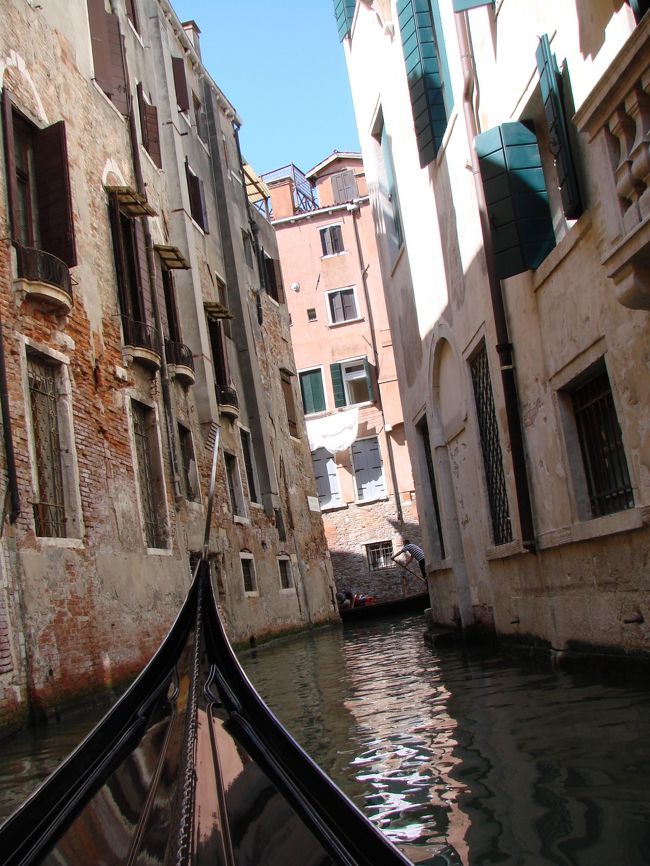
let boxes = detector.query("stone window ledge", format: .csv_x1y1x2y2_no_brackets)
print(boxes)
537,505,649,550
485,539,526,560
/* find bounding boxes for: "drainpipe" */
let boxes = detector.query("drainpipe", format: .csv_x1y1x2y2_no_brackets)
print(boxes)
456,12,536,552
350,205,403,524
117,13,182,502
0,315,19,523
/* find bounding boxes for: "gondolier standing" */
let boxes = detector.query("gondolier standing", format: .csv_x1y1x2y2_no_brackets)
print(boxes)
392,539,426,579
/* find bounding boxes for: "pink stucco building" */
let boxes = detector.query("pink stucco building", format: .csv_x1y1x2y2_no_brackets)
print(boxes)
265,153,424,599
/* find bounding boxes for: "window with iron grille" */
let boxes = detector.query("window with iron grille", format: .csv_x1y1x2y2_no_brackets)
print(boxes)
178,423,199,502
132,400,166,548
278,557,293,589
470,344,512,546
320,224,344,256
240,428,260,503
225,452,246,517
28,355,66,537
570,363,634,518
240,554,257,594
366,541,394,571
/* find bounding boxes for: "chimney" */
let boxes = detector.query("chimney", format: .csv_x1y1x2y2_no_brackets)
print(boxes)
182,20,201,57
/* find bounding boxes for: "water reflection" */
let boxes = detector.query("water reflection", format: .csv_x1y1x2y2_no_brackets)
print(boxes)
240,615,650,865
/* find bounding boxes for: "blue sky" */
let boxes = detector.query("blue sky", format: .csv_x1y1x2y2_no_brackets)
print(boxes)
171,0,361,176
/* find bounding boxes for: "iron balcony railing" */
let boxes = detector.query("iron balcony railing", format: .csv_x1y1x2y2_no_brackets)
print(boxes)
261,164,319,214
121,316,158,353
33,500,66,539
15,245,72,298
217,384,239,410
165,339,194,372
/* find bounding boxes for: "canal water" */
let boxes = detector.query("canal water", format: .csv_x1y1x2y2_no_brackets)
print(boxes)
1,612,650,865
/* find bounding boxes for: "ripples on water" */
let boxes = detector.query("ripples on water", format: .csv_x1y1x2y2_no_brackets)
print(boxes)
239,614,650,866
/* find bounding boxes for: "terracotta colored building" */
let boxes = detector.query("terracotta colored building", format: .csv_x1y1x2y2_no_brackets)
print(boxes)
264,154,423,600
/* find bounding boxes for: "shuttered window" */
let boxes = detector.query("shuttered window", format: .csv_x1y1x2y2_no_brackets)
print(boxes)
263,253,285,303
475,122,556,280
108,193,151,348
351,437,385,501
2,90,77,267
332,0,356,40
327,288,358,323
132,400,167,549
185,160,209,232
331,169,358,204
299,369,326,415
281,369,299,438
86,0,128,115
137,84,162,169
536,35,582,221
397,0,453,167
225,452,245,517
172,57,190,112
320,224,344,256
311,447,341,507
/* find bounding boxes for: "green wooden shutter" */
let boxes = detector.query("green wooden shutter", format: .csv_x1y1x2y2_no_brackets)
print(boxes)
330,363,346,408
536,34,582,221
475,122,555,279
453,0,493,10
332,0,356,40
300,370,325,415
363,356,377,403
397,0,452,167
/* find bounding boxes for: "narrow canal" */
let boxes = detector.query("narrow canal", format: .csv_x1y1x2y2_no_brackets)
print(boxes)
1,612,650,865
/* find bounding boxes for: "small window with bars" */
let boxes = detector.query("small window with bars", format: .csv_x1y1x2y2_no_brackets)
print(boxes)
132,400,167,548
469,343,512,546
240,553,258,594
278,556,293,589
366,541,394,571
568,362,634,518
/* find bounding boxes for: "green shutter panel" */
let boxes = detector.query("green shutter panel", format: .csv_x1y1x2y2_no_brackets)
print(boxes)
363,356,377,403
475,122,556,279
536,35,582,221
330,363,346,408
312,371,325,412
453,0,493,10
332,0,356,40
396,0,451,167
300,373,314,415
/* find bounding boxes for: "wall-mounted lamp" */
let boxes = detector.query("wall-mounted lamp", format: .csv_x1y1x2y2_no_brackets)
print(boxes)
291,282,300,292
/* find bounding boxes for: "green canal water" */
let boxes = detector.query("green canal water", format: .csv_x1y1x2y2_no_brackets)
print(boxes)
1,612,650,865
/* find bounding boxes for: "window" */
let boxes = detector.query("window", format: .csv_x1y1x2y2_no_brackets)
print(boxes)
278,556,293,589
137,84,162,169
263,252,285,303
108,193,153,351
1,91,77,268
240,428,260,503
207,317,229,393
299,368,326,415
125,0,139,32
86,0,128,114
171,57,190,112
28,354,66,537
185,160,209,232
311,448,341,508
275,507,287,541
469,344,512,546
132,400,167,548
178,423,199,502
225,452,246,517
307,307,317,322
351,437,385,501
331,169,358,204
330,357,375,407
416,416,446,559
327,287,359,324
242,231,254,267
280,369,299,438
380,123,403,249
568,363,634,518
320,224,344,256
240,553,258,594
366,541,394,571
396,0,453,166
193,92,208,142
333,0,356,40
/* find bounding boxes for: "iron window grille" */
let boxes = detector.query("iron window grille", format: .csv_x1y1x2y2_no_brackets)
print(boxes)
28,355,66,538
320,224,344,256
367,541,394,571
278,558,293,589
132,401,166,548
571,365,634,518
470,344,513,546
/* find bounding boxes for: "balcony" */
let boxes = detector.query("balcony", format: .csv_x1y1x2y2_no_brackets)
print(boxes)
121,316,161,371
575,15,650,309
165,338,195,386
13,246,72,314
217,384,240,419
